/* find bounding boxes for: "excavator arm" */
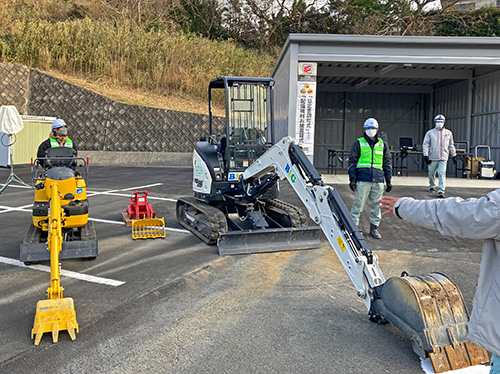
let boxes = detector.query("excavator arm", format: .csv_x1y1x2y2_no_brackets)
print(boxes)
242,137,384,311
242,136,489,372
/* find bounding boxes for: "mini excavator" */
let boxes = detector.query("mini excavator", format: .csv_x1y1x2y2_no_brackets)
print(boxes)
177,77,320,255
178,76,489,372
27,147,93,344
20,147,97,264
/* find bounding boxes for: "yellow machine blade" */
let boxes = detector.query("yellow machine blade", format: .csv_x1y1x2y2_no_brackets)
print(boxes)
132,217,166,239
32,298,79,345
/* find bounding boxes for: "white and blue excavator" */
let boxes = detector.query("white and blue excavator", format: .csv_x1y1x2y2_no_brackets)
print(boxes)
177,76,489,372
177,76,321,255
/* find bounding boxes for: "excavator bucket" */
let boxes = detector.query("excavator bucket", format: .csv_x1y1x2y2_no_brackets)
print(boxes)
132,218,166,239
371,272,489,373
32,298,79,345
218,226,321,255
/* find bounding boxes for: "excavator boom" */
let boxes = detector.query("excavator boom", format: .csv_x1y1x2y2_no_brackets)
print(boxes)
32,182,79,345
241,137,488,372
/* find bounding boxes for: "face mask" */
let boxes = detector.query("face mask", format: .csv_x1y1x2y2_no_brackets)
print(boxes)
365,129,377,138
58,127,68,136
435,122,444,130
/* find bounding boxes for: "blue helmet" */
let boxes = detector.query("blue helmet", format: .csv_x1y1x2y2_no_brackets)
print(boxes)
363,118,379,129
434,114,445,123
52,118,67,130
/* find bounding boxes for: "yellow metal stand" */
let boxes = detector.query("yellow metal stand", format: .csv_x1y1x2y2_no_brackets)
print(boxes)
131,217,166,239
32,182,79,345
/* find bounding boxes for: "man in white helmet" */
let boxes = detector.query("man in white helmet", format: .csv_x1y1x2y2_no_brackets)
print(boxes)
348,118,392,239
37,118,78,159
422,114,456,198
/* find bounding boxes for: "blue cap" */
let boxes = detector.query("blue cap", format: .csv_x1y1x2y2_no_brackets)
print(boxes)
363,118,379,129
52,118,67,130
434,114,445,123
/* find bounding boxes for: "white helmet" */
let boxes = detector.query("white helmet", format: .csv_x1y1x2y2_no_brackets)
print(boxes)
434,114,445,123
363,118,379,129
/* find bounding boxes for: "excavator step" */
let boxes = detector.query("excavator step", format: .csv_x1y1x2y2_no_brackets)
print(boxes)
218,226,321,255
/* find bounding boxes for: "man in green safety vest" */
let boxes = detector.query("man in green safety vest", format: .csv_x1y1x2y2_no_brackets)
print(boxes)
37,118,78,160
348,118,392,239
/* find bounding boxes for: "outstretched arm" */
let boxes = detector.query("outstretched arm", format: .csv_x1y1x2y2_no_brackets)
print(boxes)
379,191,500,240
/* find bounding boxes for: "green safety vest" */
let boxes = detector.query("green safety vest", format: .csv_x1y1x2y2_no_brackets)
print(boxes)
50,138,73,148
356,137,384,170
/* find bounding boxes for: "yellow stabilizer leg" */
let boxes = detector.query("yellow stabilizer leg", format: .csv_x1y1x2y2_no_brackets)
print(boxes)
32,298,79,345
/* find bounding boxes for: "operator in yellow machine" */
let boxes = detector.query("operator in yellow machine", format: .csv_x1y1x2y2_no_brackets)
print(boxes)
37,118,78,160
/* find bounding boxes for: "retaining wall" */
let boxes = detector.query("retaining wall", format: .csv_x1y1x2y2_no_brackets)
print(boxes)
0,62,224,165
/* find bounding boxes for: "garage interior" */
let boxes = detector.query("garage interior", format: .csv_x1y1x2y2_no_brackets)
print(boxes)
272,34,500,174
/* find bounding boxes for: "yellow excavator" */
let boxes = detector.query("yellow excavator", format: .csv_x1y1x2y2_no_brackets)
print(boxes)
21,147,97,264
31,180,78,344
27,146,95,344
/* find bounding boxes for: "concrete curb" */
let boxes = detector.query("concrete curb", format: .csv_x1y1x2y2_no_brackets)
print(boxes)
322,173,500,189
79,151,192,167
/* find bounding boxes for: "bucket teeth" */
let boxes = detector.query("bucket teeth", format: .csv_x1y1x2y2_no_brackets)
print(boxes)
430,342,489,373
51,322,59,343
67,322,78,341
371,272,489,372
32,298,79,345
465,341,489,365
429,348,452,373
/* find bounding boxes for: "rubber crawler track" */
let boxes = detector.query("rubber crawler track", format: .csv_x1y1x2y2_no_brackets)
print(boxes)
176,197,228,245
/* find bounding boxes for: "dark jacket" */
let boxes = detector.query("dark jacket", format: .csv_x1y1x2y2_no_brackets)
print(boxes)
348,134,392,183
37,138,78,159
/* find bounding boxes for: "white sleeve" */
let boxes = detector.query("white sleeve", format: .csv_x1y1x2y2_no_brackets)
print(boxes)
449,131,457,157
422,132,430,157
394,190,500,240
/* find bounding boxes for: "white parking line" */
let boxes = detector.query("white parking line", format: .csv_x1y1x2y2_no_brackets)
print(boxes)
88,217,189,233
87,183,164,197
0,256,125,287
0,183,32,189
0,182,189,233
0,205,31,214
89,217,126,225
88,191,177,202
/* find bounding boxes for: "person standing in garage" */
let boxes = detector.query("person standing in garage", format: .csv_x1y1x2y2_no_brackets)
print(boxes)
348,118,392,239
422,114,456,198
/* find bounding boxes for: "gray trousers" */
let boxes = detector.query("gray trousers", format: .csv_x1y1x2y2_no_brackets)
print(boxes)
350,181,384,227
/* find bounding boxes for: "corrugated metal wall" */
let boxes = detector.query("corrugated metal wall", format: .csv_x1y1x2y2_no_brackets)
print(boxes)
434,73,500,168
273,49,292,143
472,73,500,165
314,91,425,169
434,81,468,142
13,119,53,164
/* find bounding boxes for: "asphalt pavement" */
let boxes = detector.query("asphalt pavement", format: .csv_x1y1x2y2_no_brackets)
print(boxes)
0,164,499,374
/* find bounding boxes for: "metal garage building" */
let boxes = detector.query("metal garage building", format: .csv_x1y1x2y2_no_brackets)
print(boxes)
272,34,500,172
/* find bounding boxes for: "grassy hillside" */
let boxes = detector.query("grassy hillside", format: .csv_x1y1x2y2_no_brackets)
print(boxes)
0,2,276,113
